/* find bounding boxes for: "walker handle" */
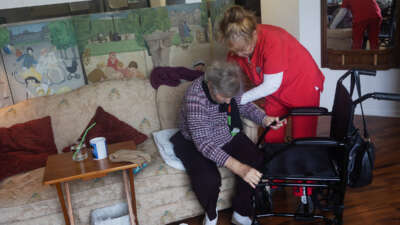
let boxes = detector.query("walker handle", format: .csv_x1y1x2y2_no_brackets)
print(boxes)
256,114,288,147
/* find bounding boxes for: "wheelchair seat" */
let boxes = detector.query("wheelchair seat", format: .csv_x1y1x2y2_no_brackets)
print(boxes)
262,144,339,179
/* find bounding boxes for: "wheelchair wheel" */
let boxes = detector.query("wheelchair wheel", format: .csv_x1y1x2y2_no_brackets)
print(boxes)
314,188,341,212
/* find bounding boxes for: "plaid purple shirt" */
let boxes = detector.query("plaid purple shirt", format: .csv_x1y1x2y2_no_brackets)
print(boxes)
178,76,266,167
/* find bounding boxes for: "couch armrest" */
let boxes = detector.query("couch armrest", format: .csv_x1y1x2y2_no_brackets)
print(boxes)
242,118,259,143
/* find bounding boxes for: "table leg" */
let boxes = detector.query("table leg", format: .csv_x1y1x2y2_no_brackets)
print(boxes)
128,169,139,225
55,183,70,225
123,170,137,225
64,183,75,225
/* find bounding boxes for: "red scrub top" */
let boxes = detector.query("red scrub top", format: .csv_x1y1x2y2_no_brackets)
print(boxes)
228,24,324,107
342,0,382,23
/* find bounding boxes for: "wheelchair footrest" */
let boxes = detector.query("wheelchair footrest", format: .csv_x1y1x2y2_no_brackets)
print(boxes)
254,212,324,221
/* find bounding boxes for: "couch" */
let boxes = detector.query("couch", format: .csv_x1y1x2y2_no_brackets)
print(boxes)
327,28,353,50
0,77,258,225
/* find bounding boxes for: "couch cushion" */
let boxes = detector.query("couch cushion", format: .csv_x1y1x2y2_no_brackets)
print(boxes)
81,106,148,147
0,116,58,181
156,81,192,129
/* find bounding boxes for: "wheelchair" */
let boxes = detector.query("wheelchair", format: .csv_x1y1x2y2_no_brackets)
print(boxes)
252,69,400,225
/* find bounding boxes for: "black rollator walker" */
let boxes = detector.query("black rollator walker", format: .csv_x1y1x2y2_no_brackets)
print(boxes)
251,69,400,225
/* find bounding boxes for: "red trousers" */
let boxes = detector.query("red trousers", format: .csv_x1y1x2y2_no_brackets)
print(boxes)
352,17,382,50
263,93,321,143
264,90,321,196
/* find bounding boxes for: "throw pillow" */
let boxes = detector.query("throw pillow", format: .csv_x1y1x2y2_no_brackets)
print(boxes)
0,116,58,181
64,106,148,152
152,128,185,171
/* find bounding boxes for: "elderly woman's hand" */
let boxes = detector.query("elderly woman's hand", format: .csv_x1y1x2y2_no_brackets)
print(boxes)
238,164,262,189
262,116,286,130
224,157,262,188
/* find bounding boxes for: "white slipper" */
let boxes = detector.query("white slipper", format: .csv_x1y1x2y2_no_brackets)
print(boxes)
231,211,252,225
203,212,218,225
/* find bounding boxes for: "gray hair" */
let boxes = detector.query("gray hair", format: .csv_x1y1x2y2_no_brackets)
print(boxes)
204,61,242,98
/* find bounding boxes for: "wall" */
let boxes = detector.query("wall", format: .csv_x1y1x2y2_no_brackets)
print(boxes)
261,0,400,117
261,0,299,40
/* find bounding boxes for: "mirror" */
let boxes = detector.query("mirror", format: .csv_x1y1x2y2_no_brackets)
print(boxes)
321,0,400,70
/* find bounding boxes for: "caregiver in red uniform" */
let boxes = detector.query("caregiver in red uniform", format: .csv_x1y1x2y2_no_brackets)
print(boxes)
330,0,382,49
220,5,325,143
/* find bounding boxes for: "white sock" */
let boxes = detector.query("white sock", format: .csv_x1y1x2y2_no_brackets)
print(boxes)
232,211,252,225
203,211,218,225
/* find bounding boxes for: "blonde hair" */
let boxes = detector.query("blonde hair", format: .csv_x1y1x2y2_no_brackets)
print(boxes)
204,61,242,98
219,5,257,44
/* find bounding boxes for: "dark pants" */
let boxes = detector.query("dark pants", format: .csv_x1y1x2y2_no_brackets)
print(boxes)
170,132,264,220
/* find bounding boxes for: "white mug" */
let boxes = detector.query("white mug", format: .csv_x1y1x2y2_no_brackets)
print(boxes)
90,137,108,160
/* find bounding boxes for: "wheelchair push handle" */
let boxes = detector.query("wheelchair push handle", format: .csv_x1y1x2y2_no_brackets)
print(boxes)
373,92,400,101
354,69,376,76
354,92,400,105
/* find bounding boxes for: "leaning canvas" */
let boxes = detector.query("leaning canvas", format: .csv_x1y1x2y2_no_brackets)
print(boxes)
0,19,86,104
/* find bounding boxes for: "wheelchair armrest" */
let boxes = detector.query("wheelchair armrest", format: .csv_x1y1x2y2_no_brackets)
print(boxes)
289,107,331,116
292,137,345,147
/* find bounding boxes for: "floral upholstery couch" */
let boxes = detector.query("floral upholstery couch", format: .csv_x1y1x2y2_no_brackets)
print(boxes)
0,77,258,225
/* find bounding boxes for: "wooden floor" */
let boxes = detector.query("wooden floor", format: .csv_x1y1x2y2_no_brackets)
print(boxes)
168,115,400,225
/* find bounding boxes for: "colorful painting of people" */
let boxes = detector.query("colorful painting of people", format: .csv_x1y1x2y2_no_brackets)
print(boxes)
105,52,145,80
17,47,37,69
14,47,53,99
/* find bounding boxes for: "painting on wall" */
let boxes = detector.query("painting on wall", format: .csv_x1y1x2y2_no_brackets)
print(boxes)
74,2,219,79
84,51,148,84
0,19,86,104
210,0,234,41
73,7,172,78
73,11,144,57
165,2,215,68
168,3,209,47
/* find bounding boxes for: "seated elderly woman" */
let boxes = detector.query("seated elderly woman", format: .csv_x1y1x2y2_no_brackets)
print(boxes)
170,61,284,225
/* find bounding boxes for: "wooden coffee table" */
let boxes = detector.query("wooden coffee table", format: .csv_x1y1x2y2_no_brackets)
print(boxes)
43,140,139,225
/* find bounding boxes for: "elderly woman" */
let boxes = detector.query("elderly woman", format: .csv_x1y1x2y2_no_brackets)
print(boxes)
170,61,284,225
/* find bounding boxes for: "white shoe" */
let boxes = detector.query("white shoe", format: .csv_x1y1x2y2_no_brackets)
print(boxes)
203,212,218,225
231,211,252,225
